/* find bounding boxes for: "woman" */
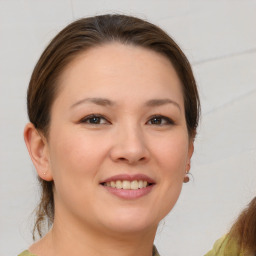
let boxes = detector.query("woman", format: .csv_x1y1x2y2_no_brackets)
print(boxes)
205,197,256,256
20,14,200,256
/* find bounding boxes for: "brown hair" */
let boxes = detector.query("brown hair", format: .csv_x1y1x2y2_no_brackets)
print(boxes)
226,197,256,255
27,14,200,238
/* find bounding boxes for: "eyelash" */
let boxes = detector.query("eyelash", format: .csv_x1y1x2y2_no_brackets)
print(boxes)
80,114,110,125
79,114,174,126
147,115,175,126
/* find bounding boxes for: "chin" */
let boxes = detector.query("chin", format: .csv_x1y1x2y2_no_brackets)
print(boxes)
99,209,159,235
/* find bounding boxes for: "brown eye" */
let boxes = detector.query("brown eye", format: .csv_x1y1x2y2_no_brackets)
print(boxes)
147,115,174,125
81,115,110,125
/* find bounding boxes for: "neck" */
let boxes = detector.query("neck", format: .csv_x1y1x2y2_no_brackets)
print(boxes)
30,213,157,256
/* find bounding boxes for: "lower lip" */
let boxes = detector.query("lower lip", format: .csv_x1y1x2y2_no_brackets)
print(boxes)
102,185,154,200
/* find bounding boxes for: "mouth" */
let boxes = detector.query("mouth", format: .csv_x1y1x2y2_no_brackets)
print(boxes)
100,174,155,199
101,180,152,190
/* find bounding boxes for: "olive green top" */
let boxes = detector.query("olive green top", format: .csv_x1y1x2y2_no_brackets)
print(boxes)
18,251,36,256
18,246,160,256
204,236,243,256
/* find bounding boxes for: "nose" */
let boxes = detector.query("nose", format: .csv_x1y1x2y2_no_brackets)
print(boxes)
109,125,150,165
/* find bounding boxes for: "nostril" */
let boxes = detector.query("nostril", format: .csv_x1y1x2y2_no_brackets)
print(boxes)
118,157,127,161
117,156,147,163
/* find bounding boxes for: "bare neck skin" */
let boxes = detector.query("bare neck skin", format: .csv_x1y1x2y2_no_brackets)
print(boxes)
29,209,157,256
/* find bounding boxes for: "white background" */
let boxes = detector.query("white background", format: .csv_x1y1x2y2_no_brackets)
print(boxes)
0,1,256,255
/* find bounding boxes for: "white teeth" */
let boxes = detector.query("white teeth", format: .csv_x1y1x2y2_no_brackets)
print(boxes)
123,180,131,189
103,180,149,189
138,180,144,189
131,180,138,190
116,180,122,189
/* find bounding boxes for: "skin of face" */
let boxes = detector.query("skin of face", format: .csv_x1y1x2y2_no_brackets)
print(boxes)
25,43,194,246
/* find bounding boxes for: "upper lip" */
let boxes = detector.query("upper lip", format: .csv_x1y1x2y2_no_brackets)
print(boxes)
100,174,155,184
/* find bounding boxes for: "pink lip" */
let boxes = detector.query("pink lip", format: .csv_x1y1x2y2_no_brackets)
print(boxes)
100,174,155,184
100,174,155,200
102,185,154,200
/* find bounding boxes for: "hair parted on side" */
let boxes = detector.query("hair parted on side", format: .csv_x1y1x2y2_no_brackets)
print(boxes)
27,14,200,239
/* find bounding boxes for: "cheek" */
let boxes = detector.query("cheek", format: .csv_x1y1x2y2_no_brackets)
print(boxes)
48,129,105,186
150,131,189,213
151,131,189,172
52,127,98,159
47,129,107,212
153,136,189,219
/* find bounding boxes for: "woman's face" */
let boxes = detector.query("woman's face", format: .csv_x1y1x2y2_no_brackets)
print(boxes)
45,43,193,235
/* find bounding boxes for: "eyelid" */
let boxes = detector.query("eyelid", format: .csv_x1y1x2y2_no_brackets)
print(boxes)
146,115,175,125
78,114,174,126
79,114,111,125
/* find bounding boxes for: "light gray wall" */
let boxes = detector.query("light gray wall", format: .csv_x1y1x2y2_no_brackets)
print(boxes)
0,1,255,255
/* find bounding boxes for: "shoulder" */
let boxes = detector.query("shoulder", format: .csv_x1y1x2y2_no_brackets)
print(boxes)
204,235,242,256
18,250,37,256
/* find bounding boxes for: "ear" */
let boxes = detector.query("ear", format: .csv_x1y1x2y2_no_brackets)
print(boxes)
24,123,53,181
186,140,194,172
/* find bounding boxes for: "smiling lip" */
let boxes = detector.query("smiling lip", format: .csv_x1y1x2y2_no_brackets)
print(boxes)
101,174,155,184
100,174,155,200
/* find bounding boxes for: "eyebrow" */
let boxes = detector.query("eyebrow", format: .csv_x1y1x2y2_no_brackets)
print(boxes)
70,97,181,111
71,97,114,108
145,98,181,111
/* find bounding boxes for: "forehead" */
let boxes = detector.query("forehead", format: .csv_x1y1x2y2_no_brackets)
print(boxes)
55,43,184,108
